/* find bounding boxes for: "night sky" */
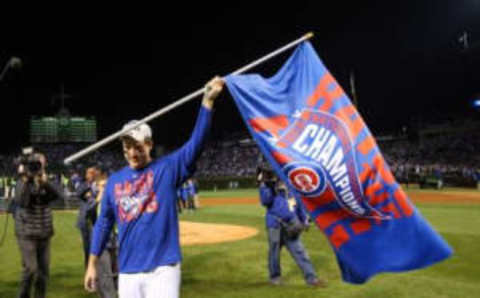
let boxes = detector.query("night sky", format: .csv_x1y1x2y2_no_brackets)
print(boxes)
1,1,480,155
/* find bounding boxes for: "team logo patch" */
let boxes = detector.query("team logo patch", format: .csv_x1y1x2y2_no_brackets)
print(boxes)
283,162,327,197
114,170,158,222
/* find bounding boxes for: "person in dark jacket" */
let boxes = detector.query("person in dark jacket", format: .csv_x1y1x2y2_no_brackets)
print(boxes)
13,151,64,298
258,172,325,287
92,166,117,298
76,166,100,268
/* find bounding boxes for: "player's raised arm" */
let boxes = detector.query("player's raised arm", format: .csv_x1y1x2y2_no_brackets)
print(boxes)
169,77,224,183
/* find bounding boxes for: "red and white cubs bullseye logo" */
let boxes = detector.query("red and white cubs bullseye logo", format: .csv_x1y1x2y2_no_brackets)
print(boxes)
289,167,318,192
283,162,326,197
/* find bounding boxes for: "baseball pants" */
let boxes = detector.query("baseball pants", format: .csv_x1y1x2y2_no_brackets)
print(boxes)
118,263,181,298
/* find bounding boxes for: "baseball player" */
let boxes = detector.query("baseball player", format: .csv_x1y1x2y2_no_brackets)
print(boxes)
190,178,200,208
176,187,185,213
184,179,196,212
84,77,224,298
180,181,192,212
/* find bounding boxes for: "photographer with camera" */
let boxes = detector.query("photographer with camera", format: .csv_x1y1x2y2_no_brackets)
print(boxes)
12,147,64,298
257,164,325,287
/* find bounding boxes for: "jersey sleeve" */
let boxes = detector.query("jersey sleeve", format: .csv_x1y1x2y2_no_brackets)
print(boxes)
168,106,212,185
90,179,115,256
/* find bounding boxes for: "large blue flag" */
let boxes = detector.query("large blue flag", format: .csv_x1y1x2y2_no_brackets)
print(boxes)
225,41,452,284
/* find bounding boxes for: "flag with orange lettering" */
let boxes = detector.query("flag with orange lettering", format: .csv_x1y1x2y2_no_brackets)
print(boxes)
225,41,452,284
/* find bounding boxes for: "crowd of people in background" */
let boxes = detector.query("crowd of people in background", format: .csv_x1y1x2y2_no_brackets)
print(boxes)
1,130,480,197
380,132,480,185
194,132,480,185
196,143,260,178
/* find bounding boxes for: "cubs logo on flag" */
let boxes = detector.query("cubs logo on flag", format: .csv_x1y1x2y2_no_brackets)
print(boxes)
225,41,453,284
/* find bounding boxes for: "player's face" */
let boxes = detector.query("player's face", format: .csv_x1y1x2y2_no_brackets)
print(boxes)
122,137,152,169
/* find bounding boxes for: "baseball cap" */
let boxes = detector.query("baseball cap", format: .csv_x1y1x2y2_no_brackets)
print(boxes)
121,120,152,143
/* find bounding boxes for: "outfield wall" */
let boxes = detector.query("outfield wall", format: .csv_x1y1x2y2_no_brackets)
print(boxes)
197,175,478,191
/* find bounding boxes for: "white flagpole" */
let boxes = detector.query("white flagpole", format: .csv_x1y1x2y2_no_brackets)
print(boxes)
64,32,314,165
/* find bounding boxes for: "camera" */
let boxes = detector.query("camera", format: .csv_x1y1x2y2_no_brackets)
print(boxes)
256,161,278,189
256,164,275,181
16,147,44,177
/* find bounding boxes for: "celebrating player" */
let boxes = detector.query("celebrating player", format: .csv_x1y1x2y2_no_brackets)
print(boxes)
84,77,224,298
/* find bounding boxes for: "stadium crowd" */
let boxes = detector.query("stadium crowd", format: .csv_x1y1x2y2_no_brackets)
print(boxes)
381,132,480,184
1,130,480,197
195,143,260,178
193,131,480,185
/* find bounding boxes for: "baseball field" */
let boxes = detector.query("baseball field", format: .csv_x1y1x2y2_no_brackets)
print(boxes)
0,187,479,298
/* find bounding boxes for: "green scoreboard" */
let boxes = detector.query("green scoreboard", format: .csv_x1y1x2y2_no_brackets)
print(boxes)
30,116,97,143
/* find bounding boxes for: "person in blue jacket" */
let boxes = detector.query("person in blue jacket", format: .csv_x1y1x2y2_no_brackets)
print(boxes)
180,181,193,212
474,168,480,190
176,187,185,213
258,170,325,287
185,178,196,211
84,77,224,298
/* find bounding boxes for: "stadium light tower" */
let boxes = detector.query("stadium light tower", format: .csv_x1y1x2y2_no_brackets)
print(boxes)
51,83,72,114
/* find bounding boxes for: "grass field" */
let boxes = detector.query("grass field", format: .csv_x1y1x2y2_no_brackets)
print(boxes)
0,188,479,298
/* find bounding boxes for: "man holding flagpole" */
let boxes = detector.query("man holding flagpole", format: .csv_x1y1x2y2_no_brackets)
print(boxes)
84,77,224,298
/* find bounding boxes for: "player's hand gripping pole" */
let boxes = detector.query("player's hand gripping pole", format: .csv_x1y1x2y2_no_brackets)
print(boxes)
64,32,314,165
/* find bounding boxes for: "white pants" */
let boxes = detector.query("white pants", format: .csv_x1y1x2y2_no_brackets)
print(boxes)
119,263,181,298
